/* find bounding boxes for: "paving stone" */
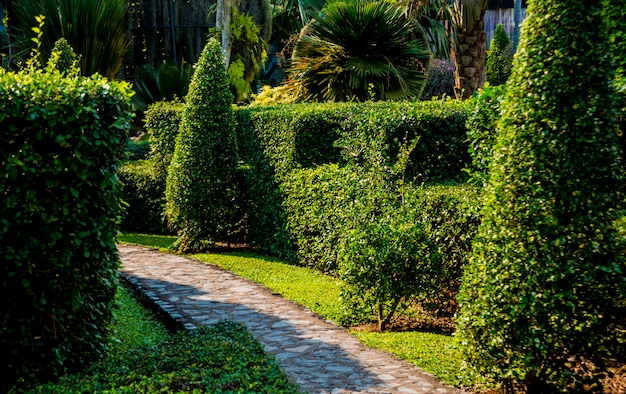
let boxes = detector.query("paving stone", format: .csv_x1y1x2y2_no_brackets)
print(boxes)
118,244,464,394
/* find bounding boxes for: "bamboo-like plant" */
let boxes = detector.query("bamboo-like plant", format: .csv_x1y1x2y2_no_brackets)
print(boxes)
10,0,129,78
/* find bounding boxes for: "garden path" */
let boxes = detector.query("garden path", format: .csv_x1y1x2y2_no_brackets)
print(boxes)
118,244,463,394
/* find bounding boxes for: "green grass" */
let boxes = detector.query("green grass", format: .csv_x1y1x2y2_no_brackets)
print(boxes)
351,330,475,388
118,232,480,389
24,284,300,393
194,251,346,323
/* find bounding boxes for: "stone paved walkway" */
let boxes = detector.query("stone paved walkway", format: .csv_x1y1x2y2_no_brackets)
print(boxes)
118,244,463,394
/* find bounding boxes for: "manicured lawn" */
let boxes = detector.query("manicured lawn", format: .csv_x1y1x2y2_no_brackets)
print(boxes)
118,232,481,389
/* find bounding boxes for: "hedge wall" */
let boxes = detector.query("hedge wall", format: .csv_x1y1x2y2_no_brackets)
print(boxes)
119,160,170,234
235,99,471,255
121,99,472,259
0,66,133,391
282,164,482,320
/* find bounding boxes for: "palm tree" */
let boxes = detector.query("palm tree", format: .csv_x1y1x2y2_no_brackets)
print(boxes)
450,0,488,99
289,0,431,102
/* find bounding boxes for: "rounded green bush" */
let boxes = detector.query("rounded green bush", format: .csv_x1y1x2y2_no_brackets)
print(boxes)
457,1,625,391
165,38,241,251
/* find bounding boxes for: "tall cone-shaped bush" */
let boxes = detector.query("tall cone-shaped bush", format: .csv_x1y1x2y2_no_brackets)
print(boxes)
457,1,626,392
165,38,240,251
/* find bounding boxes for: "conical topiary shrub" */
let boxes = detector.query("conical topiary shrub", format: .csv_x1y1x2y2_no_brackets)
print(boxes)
486,24,513,86
457,1,626,391
165,38,240,251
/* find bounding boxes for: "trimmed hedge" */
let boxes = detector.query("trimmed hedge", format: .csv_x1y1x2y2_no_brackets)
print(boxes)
119,160,170,234
464,84,506,186
235,99,471,256
282,164,366,272
144,100,184,175
283,164,482,324
457,1,626,391
0,66,133,391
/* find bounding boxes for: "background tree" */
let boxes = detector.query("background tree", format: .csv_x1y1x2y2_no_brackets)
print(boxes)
10,0,129,78
165,38,241,251
485,23,512,86
457,0,625,391
288,0,431,102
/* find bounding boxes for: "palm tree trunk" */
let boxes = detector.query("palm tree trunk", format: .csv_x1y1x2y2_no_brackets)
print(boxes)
216,0,233,65
454,19,487,99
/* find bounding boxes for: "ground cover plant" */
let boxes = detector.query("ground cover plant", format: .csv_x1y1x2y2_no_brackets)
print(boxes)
118,233,477,389
23,285,299,393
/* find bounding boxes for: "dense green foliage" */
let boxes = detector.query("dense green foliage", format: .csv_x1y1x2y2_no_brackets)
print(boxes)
145,100,184,175
0,64,133,391
119,160,170,234
118,102,183,235
485,24,513,86
10,0,130,78
283,163,482,328
27,286,298,393
165,39,242,251
48,38,79,74
226,8,268,102
283,164,364,272
603,0,626,160
457,1,626,391
464,84,506,186
289,0,430,102
338,177,436,331
237,99,470,256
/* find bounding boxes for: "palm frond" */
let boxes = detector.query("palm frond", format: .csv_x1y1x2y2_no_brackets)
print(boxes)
290,0,430,102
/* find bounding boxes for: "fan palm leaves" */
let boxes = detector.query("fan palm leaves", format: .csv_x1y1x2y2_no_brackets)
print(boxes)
289,0,431,102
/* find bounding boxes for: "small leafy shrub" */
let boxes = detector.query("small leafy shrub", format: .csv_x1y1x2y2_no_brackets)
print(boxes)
0,64,133,391
119,160,170,234
464,84,507,186
165,38,242,251
486,24,513,86
144,100,184,175
49,38,79,74
422,58,456,100
250,84,298,106
457,1,626,391
338,176,436,331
